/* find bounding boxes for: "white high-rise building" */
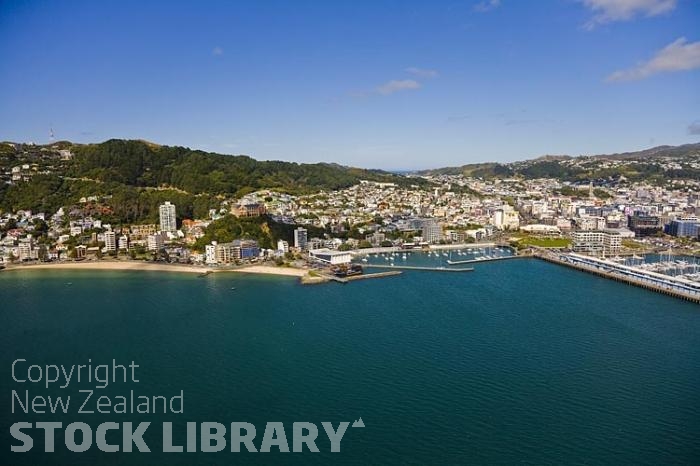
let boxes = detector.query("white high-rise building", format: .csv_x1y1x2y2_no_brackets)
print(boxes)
159,201,177,233
294,227,308,250
422,220,441,244
104,231,116,252
277,239,289,253
205,242,218,264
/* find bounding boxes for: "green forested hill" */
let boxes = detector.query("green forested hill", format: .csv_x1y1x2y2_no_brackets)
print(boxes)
0,139,428,222
71,139,424,195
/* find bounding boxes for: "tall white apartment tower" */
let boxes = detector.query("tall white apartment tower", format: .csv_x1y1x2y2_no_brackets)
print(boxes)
104,230,116,252
159,201,177,233
294,227,308,250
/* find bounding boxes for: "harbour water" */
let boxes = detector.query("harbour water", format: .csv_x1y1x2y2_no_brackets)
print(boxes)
1,259,699,465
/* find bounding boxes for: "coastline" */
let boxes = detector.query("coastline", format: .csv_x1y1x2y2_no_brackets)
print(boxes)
0,261,308,278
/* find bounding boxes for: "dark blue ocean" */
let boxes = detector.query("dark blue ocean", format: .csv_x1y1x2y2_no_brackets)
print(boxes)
1,258,699,465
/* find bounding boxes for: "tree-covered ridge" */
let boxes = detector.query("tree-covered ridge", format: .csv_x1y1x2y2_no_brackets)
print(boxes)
71,139,426,195
417,143,700,183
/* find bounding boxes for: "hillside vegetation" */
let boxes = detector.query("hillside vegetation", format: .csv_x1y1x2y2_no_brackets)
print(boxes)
71,139,426,196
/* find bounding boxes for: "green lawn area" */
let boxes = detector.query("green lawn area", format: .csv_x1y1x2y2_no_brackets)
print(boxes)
517,236,571,248
622,239,644,249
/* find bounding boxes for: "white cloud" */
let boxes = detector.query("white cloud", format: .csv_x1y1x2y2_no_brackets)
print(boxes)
376,79,421,95
474,0,501,13
212,46,224,56
581,0,676,29
405,67,439,78
607,37,700,81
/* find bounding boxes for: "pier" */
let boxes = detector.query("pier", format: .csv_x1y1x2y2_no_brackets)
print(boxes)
306,270,403,285
536,252,700,304
346,271,403,281
364,264,474,272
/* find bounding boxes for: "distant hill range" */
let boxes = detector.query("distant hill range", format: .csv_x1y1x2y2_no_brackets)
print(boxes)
416,143,700,182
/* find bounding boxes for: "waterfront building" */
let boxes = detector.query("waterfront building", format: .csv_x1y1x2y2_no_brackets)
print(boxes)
18,238,34,261
309,248,352,265
447,230,466,243
212,239,260,263
294,227,308,250
159,201,177,233
147,233,164,252
277,239,289,254
104,230,116,252
74,245,86,259
118,235,129,251
366,232,386,246
572,230,621,256
422,219,442,243
237,239,260,259
205,243,217,265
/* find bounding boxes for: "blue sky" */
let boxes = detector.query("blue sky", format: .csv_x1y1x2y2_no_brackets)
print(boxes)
1,0,698,169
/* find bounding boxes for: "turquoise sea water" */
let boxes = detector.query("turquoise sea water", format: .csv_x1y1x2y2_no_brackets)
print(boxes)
1,259,699,465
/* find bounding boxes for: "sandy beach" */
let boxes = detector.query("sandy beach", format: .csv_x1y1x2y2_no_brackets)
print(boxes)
1,261,310,278
2,261,211,274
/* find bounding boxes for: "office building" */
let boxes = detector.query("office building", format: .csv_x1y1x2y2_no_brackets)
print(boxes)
665,217,699,238
628,214,661,237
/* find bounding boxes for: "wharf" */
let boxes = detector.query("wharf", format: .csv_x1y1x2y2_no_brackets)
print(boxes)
308,270,402,285
536,253,700,304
